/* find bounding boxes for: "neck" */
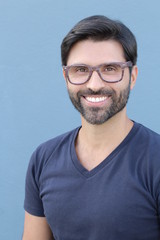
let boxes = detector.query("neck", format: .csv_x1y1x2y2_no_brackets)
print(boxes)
78,108,133,149
75,108,133,171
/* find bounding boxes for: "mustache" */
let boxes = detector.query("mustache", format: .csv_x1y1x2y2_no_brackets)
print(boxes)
77,89,115,97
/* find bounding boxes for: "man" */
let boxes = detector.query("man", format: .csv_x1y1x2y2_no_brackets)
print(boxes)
23,15,160,239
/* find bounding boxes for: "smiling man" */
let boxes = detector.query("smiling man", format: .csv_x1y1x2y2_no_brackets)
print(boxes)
23,15,160,240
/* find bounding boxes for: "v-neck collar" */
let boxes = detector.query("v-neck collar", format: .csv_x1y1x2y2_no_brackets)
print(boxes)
70,122,140,178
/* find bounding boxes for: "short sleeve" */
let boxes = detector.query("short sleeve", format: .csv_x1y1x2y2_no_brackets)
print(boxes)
24,150,45,217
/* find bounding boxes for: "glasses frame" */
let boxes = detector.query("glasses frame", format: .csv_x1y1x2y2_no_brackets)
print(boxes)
63,61,133,85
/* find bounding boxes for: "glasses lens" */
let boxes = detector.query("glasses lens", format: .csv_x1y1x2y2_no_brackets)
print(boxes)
100,64,122,82
68,65,90,84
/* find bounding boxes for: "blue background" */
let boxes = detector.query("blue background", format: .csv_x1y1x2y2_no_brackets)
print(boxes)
1,0,160,239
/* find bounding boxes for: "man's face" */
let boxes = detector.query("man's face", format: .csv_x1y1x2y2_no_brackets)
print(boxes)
63,40,137,125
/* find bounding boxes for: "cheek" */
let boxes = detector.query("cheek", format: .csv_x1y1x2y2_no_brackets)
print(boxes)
107,83,122,94
67,82,84,93
67,85,80,98
109,81,130,97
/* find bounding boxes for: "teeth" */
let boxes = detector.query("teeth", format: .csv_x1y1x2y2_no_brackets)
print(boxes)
86,96,107,103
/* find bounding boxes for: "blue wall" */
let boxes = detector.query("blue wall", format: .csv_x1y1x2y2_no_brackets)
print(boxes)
1,0,160,239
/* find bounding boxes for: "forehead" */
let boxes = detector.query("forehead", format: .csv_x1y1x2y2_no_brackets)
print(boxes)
67,39,126,65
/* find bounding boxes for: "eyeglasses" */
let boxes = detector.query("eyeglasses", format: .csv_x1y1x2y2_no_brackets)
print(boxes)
63,61,133,85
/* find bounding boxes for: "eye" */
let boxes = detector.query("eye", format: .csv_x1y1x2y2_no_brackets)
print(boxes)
103,65,117,72
101,64,121,75
69,66,89,76
75,66,89,73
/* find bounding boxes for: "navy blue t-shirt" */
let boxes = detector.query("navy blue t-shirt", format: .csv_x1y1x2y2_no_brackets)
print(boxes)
24,122,160,240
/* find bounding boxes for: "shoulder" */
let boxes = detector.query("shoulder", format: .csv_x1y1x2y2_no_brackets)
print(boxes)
131,123,160,198
37,127,79,157
129,122,160,177
135,122,160,145
27,127,80,177
134,122,160,160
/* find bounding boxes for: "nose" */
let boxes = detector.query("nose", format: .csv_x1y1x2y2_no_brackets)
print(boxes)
86,70,106,91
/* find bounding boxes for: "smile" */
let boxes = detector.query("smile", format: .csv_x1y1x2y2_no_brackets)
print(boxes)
85,96,108,103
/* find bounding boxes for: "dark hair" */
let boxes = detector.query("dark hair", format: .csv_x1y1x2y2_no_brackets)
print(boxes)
61,15,137,66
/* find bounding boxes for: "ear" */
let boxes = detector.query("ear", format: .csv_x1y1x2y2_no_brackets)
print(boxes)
130,65,138,90
62,68,66,79
62,68,68,84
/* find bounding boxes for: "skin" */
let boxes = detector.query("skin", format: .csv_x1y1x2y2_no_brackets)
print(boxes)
67,69,131,125
23,39,138,238
64,39,138,170
22,211,54,240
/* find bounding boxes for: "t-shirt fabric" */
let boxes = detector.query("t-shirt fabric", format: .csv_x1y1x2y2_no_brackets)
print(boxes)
24,122,160,240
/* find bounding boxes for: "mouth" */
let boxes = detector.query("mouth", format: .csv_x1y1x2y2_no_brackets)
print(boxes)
85,96,108,103
82,95,111,107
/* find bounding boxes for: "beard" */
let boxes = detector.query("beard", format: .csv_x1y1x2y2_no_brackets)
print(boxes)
67,82,131,125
